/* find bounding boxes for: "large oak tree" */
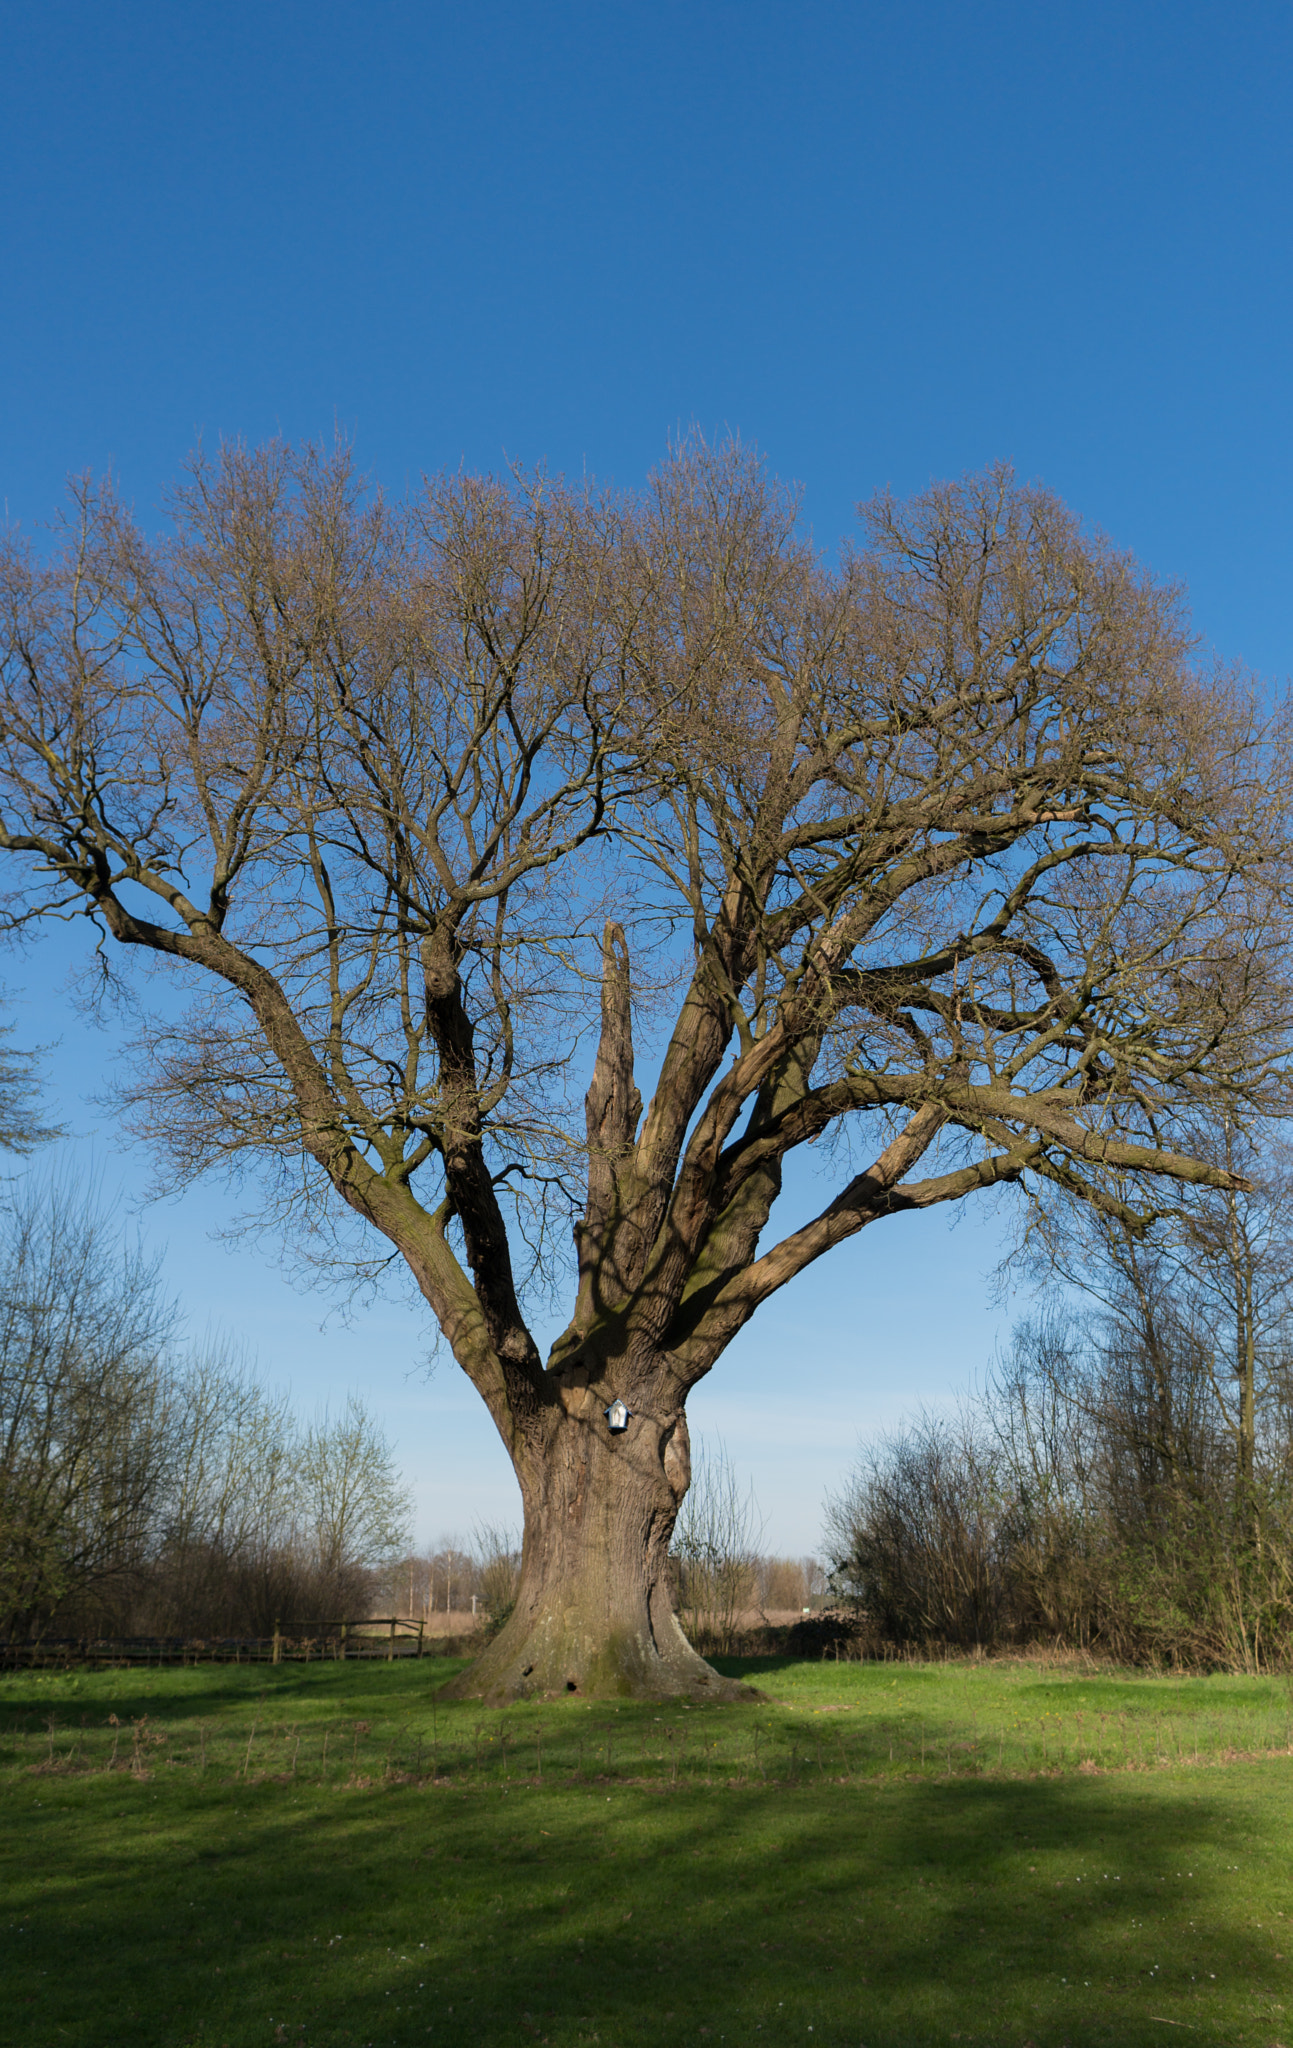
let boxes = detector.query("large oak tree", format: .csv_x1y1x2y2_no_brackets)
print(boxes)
0,439,1288,1698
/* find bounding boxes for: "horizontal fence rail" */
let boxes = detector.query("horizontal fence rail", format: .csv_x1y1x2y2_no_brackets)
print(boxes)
0,1615,444,1670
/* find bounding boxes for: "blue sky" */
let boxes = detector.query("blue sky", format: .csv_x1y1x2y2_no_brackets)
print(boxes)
2,1,1291,1550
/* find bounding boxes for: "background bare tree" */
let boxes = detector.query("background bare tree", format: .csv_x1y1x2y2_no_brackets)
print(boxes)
1026,1119,1293,1507
471,1522,523,1635
756,1555,825,1615
0,1004,59,1155
153,1372,411,1638
0,1174,410,1639
827,1136,1293,1671
370,1530,519,1630
0,438,1289,1698
296,1395,412,1590
670,1439,765,1654
0,1174,178,1633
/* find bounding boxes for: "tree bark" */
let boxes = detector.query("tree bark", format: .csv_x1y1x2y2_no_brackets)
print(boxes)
438,1381,756,1703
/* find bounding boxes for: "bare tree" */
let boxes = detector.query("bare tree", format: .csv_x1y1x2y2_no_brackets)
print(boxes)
0,439,1289,1698
828,1266,1293,1670
0,1169,411,1638
1157,1124,1293,1498
296,1394,412,1582
671,1439,764,1653
1017,1117,1293,1509
755,1555,821,1614
149,1367,409,1637
0,1007,59,1155
0,1174,178,1632
162,1348,295,1574
472,1521,522,1630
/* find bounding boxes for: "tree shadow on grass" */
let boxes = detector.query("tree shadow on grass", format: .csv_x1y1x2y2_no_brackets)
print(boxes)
0,1657,472,1728
6,1758,1292,2048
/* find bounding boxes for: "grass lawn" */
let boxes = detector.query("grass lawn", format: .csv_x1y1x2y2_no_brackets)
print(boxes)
5,1653,1293,2048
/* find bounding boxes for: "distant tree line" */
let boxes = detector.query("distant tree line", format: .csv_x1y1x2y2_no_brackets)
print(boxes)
826,1122,1293,1672
369,1532,520,1627
0,1176,412,1640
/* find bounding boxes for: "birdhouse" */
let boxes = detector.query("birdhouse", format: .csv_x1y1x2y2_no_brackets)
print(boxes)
605,1398,631,1433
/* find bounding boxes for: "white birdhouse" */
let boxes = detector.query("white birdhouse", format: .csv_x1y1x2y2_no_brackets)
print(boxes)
605,1398,630,1433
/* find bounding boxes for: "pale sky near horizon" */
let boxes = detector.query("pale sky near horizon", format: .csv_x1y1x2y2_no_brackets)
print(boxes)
2,1,1291,1551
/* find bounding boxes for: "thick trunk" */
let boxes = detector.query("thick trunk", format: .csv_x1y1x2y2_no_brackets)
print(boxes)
438,1388,756,1704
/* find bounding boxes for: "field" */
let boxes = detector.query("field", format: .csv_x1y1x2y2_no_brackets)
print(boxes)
4,1653,1293,2048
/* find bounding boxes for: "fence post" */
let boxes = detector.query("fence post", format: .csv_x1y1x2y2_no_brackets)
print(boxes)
388,1617,395,1662
272,1620,281,1666
339,1621,347,1662
416,1616,424,1659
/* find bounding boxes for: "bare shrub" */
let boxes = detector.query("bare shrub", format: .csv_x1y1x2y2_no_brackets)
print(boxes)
827,1157,1293,1672
825,1407,1011,1648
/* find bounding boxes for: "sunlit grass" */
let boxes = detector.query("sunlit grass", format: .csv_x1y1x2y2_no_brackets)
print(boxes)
4,1654,1293,2045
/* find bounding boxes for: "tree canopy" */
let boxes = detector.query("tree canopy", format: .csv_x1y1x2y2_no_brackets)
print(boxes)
0,438,1287,1697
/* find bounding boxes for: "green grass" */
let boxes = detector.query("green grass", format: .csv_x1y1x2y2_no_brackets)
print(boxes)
5,1654,1293,2047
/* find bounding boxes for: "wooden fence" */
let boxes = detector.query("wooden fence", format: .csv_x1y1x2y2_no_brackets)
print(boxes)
0,1615,436,1670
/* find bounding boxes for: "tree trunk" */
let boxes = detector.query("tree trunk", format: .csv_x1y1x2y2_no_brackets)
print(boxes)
438,1389,757,1704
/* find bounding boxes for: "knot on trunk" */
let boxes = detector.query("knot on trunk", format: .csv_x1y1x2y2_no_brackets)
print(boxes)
661,1414,691,1500
420,932,459,1002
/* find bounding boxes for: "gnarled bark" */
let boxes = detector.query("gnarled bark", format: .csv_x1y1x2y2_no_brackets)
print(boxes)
440,1382,755,1703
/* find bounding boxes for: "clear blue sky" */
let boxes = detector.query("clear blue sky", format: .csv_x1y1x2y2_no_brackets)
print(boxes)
2,1,1291,1551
